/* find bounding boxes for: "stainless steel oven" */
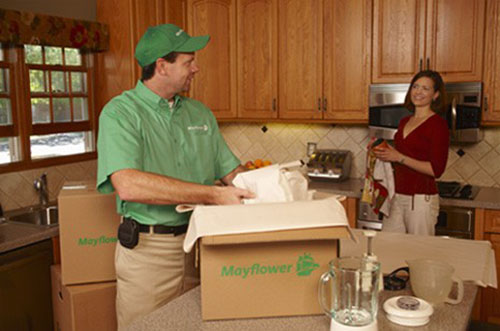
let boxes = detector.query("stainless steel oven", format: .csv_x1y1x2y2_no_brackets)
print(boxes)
356,201,474,239
368,82,483,143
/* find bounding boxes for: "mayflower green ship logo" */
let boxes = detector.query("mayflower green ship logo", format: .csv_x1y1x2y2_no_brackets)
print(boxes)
296,253,320,276
220,254,320,279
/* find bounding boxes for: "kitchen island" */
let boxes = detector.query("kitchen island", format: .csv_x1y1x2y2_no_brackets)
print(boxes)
125,283,478,331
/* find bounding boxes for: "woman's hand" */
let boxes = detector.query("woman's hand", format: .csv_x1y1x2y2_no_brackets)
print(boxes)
373,144,403,163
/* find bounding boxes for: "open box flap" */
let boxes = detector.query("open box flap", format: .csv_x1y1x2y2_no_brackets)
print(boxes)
183,196,354,252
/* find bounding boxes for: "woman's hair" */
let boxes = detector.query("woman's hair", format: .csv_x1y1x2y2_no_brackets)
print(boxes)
141,52,180,81
404,70,447,113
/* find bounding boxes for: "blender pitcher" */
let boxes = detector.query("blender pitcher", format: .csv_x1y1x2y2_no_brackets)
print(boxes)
318,256,380,330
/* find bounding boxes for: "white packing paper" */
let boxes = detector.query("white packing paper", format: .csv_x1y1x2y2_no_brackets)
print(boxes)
183,196,352,253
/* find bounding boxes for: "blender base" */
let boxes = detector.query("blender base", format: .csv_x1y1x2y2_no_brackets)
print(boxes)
330,318,378,331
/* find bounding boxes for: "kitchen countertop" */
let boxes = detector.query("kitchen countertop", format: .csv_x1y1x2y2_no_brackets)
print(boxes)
0,222,58,253
309,178,500,210
126,283,477,331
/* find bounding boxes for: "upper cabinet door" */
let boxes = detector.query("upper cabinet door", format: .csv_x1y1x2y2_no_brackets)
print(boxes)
278,0,323,119
237,0,278,119
483,0,500,123
323,0,372,121
187,0,237,118
427,0,485,82
372,0,426,83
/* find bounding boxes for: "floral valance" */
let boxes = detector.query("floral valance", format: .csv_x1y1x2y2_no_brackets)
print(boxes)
0,9,109,52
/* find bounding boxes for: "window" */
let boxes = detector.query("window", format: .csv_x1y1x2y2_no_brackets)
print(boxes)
0,44,96,172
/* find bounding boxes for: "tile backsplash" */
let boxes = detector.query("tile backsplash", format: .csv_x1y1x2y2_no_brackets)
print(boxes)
2,124,500,211
219,123,500,188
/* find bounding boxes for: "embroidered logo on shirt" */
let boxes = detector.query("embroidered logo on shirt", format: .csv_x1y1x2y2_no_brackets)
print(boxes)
187,124,208,131
176,29,184,36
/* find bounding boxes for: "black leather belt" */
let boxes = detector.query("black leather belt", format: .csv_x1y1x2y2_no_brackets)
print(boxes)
124,217,188,236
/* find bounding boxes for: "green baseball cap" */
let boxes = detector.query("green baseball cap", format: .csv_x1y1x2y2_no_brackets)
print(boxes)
135,24,210,67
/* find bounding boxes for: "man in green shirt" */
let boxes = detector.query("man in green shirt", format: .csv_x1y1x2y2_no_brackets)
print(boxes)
97,24,253,329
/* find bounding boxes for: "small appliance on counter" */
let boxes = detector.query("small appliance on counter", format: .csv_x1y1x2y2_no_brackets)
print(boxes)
306,149,351,182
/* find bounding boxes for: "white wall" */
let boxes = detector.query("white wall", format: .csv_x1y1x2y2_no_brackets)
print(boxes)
0,0,95,21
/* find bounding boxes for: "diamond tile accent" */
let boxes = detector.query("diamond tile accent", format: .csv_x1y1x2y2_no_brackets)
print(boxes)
452,154,481,180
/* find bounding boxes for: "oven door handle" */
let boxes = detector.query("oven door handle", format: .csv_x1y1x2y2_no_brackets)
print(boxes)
451,97,457,139
467,210,473,232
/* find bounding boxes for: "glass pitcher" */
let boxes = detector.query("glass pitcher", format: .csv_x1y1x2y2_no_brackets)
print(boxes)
318,256,380,327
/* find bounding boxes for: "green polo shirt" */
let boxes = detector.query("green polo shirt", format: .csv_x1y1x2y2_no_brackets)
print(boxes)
96,81,240,226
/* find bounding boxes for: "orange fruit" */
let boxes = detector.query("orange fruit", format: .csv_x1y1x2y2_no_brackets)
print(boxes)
254,159,263,168
263,160,272,167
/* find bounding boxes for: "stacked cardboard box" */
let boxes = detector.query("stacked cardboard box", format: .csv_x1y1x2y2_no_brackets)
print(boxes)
52,181,120,330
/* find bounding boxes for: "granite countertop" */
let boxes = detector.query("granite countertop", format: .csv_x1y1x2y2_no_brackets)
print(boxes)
0,222,59,253
126,283,477,331
309,178,500,210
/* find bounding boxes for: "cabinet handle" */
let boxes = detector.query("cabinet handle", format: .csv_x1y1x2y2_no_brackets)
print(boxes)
318,98,321,111
484,96,488,112
323,98,327,112
419,59,423,71
426,58,430,70
272,98,277,112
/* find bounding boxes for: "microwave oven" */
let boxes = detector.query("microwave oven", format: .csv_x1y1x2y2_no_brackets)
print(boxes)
368,82,483,143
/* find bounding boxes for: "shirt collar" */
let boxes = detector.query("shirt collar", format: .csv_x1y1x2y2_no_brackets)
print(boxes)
135,80,182,112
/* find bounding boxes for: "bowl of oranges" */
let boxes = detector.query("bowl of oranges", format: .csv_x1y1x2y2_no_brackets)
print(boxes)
244,159,272,170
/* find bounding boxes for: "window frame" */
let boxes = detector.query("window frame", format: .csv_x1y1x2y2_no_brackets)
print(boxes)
0,45,97,174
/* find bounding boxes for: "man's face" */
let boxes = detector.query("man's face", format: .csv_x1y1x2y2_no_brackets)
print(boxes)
165,52,199,93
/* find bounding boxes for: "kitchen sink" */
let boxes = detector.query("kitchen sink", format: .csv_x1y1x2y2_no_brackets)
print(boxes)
6,205,58,227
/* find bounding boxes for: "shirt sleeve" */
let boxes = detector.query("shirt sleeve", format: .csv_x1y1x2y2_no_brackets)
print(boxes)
429,117,450,178
210,116,241,180
96,102,144,193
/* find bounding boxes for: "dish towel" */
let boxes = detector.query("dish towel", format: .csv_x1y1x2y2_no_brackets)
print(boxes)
361,139,395,216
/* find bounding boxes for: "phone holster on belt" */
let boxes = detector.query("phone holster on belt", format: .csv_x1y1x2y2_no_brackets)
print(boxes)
118,217,139,249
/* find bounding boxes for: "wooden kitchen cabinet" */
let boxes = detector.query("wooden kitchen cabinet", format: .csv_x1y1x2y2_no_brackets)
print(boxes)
187,0,371,122
372,0,485,83
187,0,237,119
237,0,278,119
483,0,500,123
278,0,372,122
475,208,500,325
96,0,186,111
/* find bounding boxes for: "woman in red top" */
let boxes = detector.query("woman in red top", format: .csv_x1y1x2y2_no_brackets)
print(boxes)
374,70,449,235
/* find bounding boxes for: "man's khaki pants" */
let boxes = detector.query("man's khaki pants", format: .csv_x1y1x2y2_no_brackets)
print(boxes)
382,193,439,235
115,232,198,329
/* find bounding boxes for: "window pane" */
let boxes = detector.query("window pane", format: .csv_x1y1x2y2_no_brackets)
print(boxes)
64,48,81,66
0,68,8,92
29,69,47,92
0,46,3,62
73,98,88,121
30,131,93,159
45,46,63,65
51,71,67,93
71,72,86,92
0,98,12,125
31,98,50,123
25,45,43,64
0,137,21,164
53,98,71,122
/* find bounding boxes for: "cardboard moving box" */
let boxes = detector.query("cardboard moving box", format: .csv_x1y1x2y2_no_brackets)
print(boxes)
58,181,120,285
51,264,117,331
200,226,351,320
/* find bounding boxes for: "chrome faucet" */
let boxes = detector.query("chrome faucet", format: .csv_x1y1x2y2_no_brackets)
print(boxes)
34,173,49,207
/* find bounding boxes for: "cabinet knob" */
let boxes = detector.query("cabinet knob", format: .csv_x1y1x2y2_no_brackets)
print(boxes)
317,98,321,112
484,96,488,112
426,58,430,70
323,98,327,112
272,98,277,112
419,59,423,71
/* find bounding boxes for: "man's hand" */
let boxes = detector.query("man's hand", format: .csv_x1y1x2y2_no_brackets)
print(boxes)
211,186,255,205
